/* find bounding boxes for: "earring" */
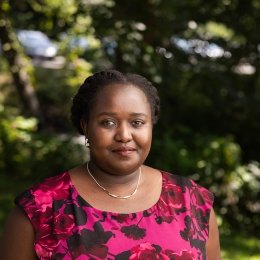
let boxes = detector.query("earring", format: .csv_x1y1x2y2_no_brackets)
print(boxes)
85,137,90,148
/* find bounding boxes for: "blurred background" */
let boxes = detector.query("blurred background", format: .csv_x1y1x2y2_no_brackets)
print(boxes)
0,0,259,259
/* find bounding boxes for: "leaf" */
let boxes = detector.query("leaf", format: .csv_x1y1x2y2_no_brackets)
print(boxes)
184,215,192,228
152,244,162,252
52,252,66,260
180,229,189,241
143,210,153,217
121,225,146,240
53,199,65,211
74,206,88,226
131,213,137,220
115,250,131,260
63,205,87,225
81,222,114,245
93,221,105,233
64,204,74,214
88,244,108,259
190,238,205,250
176,207,187,214
155,216,163,224
76,195,88,207
67,233,81,251
81,228,98,247
100,211,107,222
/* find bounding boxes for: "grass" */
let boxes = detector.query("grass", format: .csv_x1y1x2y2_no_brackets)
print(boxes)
221,233,260,259
0,174,259,259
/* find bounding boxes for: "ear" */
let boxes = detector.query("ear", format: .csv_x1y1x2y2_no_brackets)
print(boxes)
80,119,88,136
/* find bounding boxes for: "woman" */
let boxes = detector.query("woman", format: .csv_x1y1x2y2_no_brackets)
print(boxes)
2,70,221,259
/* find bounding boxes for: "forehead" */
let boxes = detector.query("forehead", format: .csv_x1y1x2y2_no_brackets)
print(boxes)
91,83,151,115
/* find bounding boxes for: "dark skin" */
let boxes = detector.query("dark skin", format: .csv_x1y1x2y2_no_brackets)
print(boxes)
1,83,221,259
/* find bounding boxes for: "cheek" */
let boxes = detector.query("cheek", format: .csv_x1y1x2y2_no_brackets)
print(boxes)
88,128,112,144
137,129,153,149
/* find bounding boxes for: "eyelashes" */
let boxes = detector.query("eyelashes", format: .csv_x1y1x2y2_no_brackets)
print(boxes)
100,119,116,128
99,119,145,129
132,120,145,128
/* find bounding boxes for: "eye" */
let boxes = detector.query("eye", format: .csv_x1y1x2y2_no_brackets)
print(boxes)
100,119,117,128
132,120,145,128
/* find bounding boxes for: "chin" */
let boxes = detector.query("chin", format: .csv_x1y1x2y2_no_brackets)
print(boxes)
108,163,142,175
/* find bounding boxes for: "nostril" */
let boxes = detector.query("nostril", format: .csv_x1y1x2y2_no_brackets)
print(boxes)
115,134,132,142
115,128,132,142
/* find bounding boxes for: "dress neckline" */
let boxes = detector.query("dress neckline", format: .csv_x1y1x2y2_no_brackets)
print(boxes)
66,171,167,215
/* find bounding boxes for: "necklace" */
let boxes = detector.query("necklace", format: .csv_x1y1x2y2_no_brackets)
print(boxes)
86,162,141,199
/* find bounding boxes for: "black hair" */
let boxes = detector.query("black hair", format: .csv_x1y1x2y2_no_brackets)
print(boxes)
71,70,160,135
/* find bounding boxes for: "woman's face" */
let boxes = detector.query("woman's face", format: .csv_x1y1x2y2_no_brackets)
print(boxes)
84,83,153,175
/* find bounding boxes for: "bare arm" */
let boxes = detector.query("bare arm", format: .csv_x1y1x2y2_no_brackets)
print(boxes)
1,206,37,260
206,209,221,260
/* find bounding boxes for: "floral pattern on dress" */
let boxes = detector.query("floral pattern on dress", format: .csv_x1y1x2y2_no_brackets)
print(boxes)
15,171,213,260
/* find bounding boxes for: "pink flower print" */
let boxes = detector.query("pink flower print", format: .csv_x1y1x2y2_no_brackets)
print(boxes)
157,181,185,223
34,174,70,212
54,213,75,239
130,243,169,260
164,249,195,260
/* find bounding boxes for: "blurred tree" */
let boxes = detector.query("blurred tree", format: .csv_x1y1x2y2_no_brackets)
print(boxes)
0,0,259,232
0,0,95,129
89,0,260,231
0,1,45,126
89,0,260,161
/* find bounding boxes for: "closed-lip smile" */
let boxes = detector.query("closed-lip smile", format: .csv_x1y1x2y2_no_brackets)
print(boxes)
112,146,136,156
112,146,135,152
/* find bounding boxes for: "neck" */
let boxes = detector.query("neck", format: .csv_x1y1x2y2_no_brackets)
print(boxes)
86,161,142,199
87,161,141,187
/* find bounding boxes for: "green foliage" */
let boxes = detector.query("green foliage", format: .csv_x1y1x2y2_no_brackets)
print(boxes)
149,133,259,232
1,0,259,247
33,60,92,131
0,105,86,234
0,108,85,180
221,232,260,260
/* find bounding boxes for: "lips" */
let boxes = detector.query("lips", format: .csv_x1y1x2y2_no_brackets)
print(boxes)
112,146,136,156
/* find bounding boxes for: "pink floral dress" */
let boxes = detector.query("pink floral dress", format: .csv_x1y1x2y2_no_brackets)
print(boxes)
15,171,214,260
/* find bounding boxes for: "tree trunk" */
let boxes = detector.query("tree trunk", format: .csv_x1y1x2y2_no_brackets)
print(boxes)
0,11,45,128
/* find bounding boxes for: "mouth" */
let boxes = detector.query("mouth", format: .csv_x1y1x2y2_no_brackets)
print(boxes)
112,147,136,156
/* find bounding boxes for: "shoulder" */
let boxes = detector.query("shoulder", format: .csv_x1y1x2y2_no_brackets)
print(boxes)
15,172,71,227
16,172,70,204
161,170,214,208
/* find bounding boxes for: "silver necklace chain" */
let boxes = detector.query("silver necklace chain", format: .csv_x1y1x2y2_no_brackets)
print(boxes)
86,162,141,199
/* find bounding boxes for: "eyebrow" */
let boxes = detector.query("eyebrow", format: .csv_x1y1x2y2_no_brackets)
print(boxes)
97,112,148,117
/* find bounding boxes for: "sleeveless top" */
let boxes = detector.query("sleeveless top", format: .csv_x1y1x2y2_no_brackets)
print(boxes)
15,171,214,260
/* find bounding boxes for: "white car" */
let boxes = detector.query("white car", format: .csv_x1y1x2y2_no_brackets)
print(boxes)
17,30,58,59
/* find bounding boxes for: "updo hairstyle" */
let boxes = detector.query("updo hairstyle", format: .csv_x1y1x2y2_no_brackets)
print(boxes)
71,70,160,135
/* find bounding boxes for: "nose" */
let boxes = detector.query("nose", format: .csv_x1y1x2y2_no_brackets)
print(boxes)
115,123,132,143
